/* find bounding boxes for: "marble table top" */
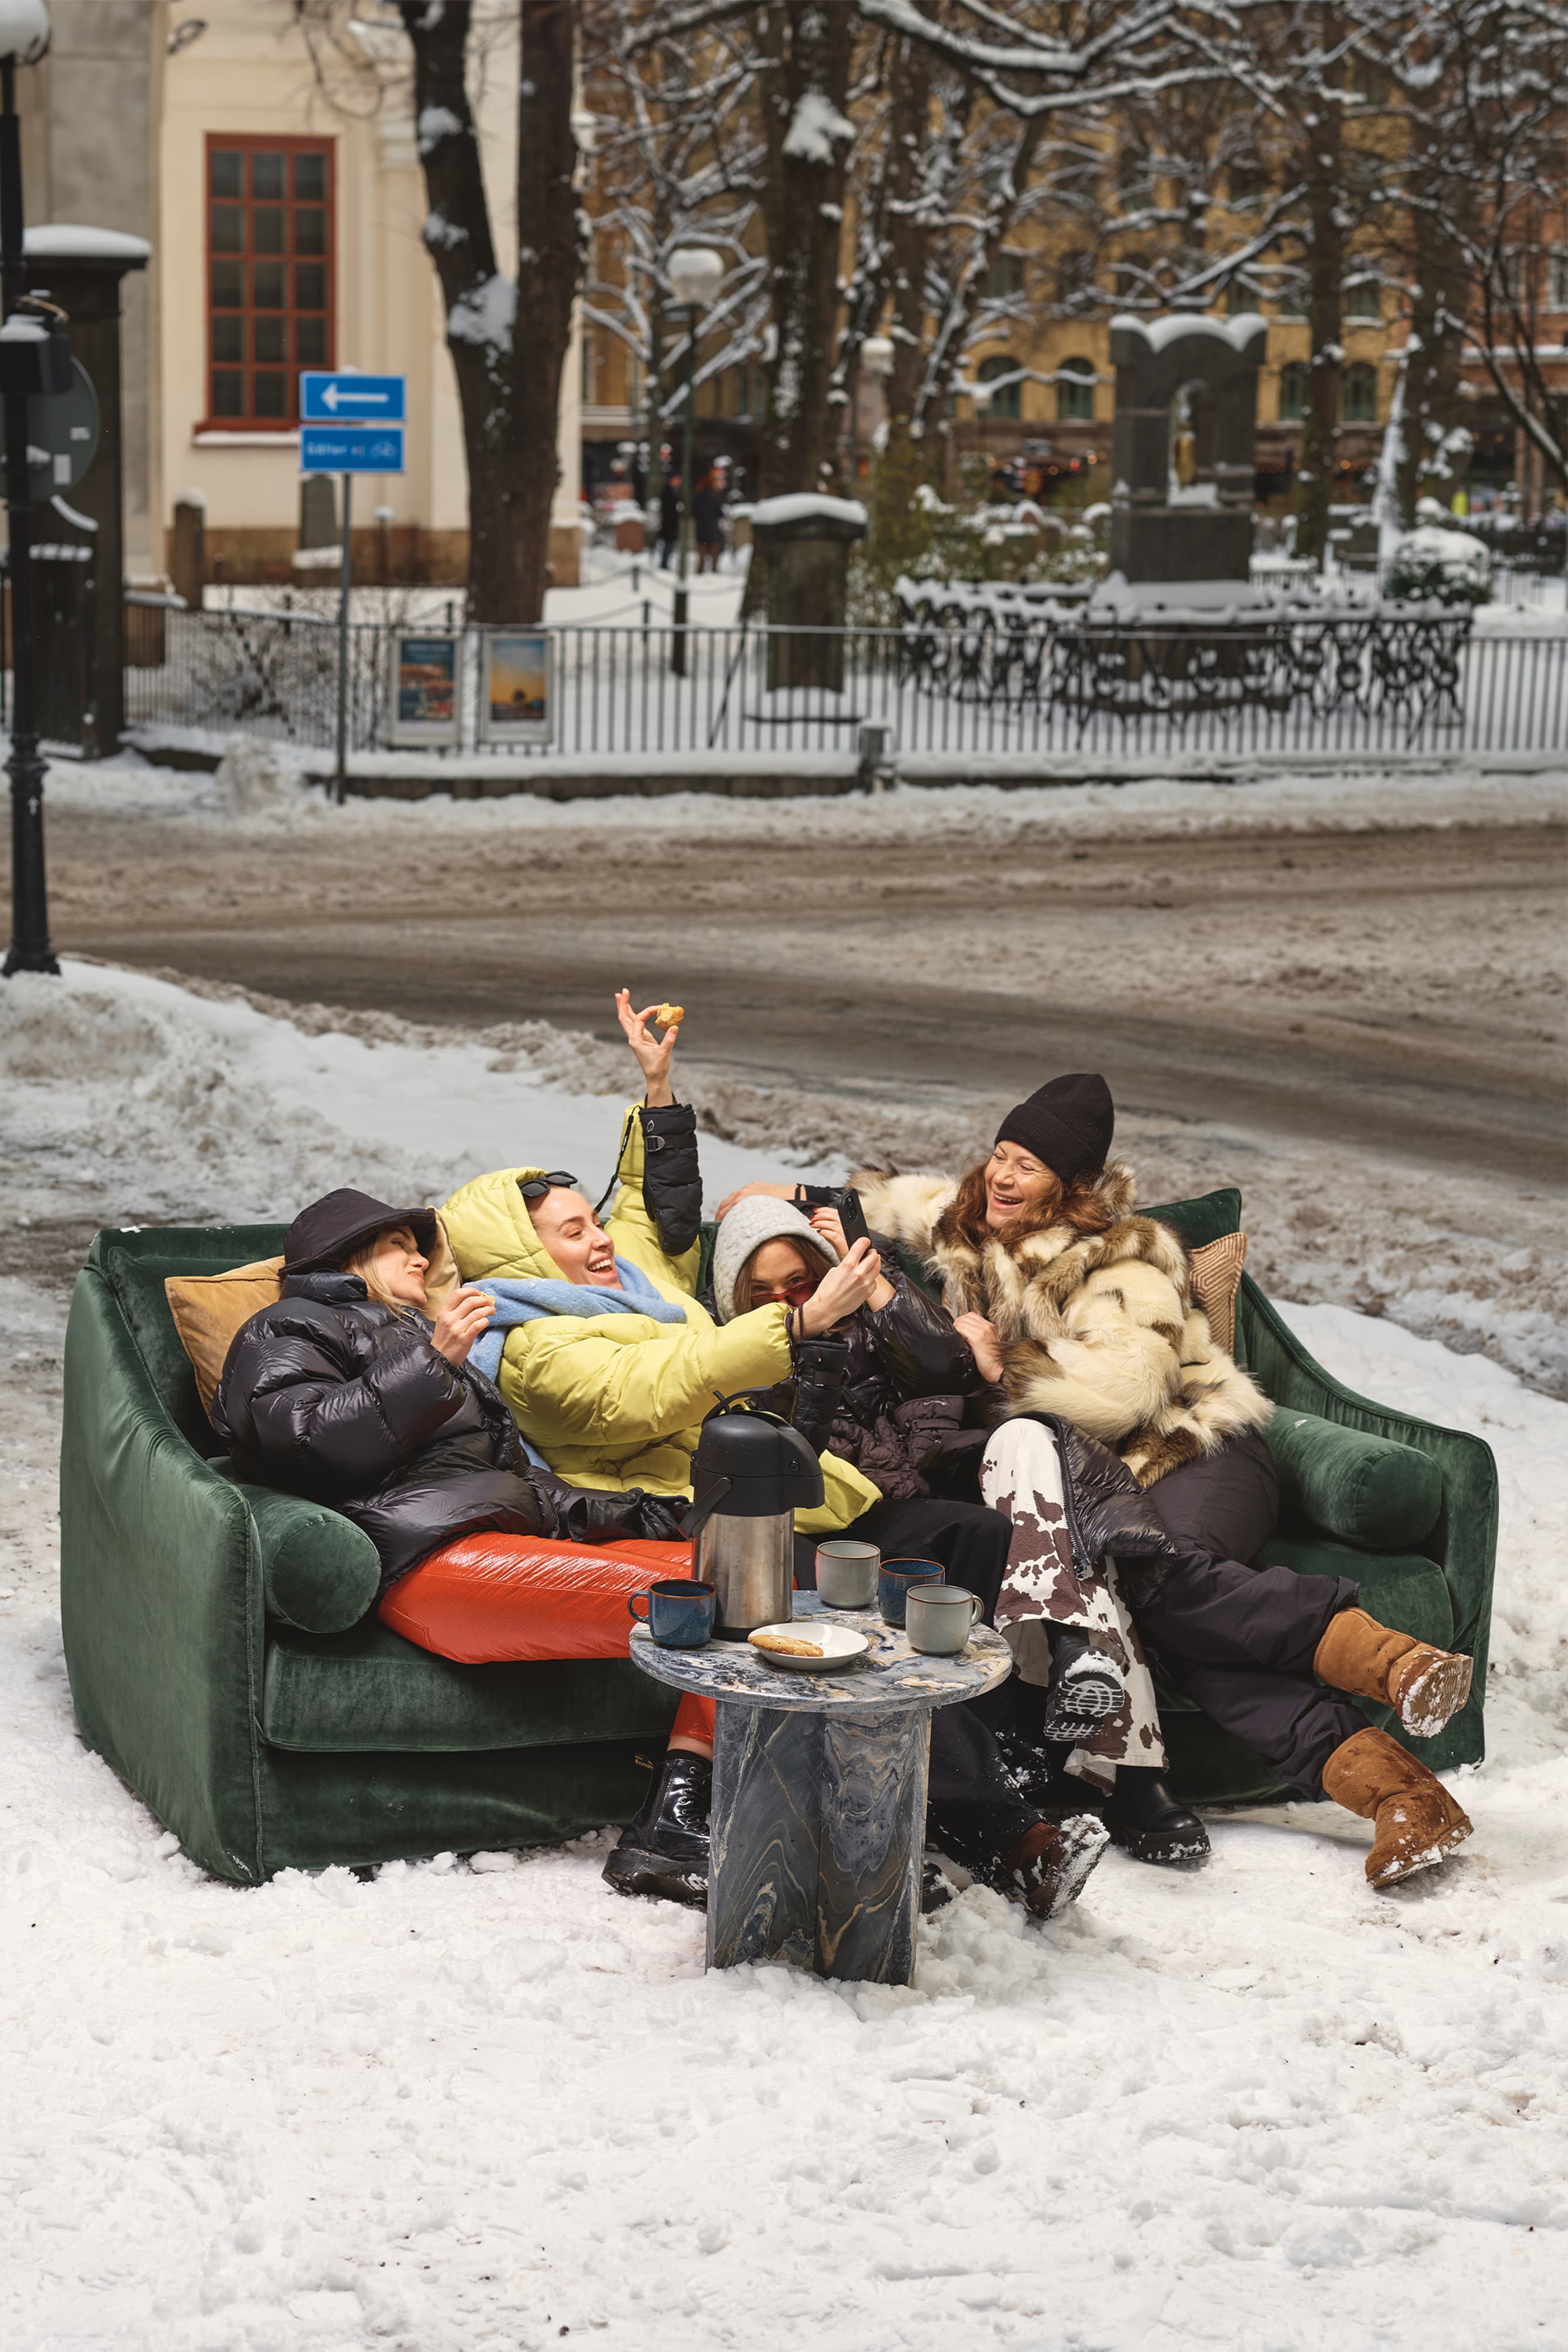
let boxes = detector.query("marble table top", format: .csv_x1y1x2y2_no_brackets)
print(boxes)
628,1595,1011,1716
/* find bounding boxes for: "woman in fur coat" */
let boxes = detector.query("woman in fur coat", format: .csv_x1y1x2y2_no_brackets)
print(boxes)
721,1071,1479,1893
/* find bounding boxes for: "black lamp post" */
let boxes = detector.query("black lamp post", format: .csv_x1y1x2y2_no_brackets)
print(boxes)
1,0,58,977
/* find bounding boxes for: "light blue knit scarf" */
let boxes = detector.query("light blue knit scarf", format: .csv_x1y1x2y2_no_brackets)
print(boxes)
468,1257,687,1385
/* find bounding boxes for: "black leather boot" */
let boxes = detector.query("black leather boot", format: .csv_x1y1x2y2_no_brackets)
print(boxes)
602,1751,711,1907
1102,1769,1211,1867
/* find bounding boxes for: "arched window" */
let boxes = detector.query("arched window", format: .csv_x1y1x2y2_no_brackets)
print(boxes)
1057,355,1095,422
1342,361,1378,423
977,353,1022,420
1278,362,1309,421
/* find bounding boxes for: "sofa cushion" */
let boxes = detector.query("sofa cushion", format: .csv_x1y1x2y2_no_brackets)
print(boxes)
261,1617,678,1753
212,1466,382,1634
1258,1534,1455,1651
1189,1232,1246,1354
166,1259,284,1417
1267,1409,1443,1552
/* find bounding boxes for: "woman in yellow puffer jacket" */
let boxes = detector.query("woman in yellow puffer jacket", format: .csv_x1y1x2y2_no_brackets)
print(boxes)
439,995,883,1539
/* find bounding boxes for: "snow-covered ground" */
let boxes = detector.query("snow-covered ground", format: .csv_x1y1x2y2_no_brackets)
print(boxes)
1,958,1565,2348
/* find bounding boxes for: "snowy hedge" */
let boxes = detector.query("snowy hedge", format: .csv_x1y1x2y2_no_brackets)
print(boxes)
1383,524,1493,608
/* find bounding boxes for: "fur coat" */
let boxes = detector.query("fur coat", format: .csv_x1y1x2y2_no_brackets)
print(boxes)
855,1161,1271,1487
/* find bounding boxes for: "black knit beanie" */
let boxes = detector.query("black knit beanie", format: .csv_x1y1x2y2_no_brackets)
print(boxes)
995,1073,1114,1184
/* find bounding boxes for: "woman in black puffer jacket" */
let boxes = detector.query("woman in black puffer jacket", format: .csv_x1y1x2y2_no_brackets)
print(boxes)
212,1187,679,1593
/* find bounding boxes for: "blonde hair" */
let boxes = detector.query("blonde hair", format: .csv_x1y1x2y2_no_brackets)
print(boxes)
342,1225,425,1311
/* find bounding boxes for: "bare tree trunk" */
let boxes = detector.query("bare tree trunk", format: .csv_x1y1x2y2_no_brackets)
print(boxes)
517,0,585,614
756,0,856,494
1397,201,1470,524
399,1,582,621
1294,52,1343,570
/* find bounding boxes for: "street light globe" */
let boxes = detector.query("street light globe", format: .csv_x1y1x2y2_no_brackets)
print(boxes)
0,0,49,64
668,245,725,312
861,336,895,380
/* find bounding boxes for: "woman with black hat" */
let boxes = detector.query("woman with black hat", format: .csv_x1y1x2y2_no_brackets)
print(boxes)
719,1073,1479,1893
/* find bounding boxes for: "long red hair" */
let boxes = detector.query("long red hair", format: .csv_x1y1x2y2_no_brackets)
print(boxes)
946,1158,1115,1250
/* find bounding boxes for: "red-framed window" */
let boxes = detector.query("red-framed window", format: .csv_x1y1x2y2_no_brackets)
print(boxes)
205,134,335,427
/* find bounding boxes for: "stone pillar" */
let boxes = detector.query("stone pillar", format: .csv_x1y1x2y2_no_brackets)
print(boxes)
750,494,867,693
24,229,151,757
170,497,205,616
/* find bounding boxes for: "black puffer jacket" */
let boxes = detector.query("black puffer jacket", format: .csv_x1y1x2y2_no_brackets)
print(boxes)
212,1273,677,1595
750,1250,983,1500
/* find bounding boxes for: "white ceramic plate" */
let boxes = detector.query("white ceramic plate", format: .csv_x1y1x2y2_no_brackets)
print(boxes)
747,1622,870,1674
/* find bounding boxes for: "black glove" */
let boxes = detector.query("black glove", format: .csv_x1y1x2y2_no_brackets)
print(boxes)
790,1333,850,1456
560,1484,690,1545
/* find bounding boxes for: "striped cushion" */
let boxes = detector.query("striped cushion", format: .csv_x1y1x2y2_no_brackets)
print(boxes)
1189,1231,1246,1354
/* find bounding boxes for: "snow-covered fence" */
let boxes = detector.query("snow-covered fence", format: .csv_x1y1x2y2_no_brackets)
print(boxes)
119,604,1568,762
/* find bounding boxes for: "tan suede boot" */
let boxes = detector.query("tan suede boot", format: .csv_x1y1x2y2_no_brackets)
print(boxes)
1312,1607,1473,1738
1321,1726,1473,1887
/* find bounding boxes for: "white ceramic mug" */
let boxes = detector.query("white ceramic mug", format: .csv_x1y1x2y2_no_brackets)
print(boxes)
815,1539,880,1609
904,1583,982,1656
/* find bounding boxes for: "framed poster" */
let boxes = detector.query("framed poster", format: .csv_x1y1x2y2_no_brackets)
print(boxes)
388,632,462,746
480,628,552,745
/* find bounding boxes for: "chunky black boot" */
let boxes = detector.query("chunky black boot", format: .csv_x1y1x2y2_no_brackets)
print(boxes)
1102,1769,1211,1867
1041,1628,1128,1744
602,1751,711,1908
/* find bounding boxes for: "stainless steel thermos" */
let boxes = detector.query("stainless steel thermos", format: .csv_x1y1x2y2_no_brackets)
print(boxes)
684,1405,824,1636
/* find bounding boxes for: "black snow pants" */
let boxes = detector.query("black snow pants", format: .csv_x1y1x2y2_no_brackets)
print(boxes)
1132,1429,1367,1800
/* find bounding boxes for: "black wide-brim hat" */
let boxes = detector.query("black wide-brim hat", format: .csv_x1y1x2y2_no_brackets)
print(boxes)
283,1188,439,1276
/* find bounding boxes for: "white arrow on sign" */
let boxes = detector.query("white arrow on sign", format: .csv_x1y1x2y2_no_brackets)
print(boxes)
321,382,392,411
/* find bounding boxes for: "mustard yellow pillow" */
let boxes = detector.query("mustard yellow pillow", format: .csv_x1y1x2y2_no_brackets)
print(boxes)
1189,1231,1247,1355
165,1259,285,1419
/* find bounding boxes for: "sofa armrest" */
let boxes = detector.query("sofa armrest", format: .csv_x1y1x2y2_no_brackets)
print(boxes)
210,1465,382,1634
61,1268,267,1882
1265,1408,1443,1552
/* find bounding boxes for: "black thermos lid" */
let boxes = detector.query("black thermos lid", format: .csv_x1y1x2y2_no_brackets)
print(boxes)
690,1408,824,1518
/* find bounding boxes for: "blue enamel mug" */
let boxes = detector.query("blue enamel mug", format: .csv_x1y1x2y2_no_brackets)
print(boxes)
629,1578,717,1648
878,1557,945,1628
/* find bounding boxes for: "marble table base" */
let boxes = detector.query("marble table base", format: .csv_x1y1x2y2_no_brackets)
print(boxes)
707,1701,930,1985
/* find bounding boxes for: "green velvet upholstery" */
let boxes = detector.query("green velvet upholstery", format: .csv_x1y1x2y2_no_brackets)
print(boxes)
214,1466,383,1634
263,1622,677,1753
61,1197,1498,1876
1265,1409,1443,1552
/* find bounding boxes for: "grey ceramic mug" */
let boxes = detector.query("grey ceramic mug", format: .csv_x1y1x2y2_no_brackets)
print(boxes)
904,1582,982,1656
815,1539,880,1609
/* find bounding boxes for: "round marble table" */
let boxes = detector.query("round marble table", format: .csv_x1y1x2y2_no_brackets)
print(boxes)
630,1596,1011,1986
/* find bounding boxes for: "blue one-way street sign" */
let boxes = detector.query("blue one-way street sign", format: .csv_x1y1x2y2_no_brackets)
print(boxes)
300,371,406,422
300,424,404,475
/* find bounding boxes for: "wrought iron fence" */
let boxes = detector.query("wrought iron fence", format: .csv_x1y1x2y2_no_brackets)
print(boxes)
119,603,1567,761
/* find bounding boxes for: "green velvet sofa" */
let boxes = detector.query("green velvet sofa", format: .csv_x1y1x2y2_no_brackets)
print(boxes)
59,1191,1496,1882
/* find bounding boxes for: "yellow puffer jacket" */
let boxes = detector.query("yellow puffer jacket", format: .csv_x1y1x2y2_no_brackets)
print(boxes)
440,1110,879,1535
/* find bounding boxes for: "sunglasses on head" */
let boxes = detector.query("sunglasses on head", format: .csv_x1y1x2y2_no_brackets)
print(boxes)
518,1171,580,1202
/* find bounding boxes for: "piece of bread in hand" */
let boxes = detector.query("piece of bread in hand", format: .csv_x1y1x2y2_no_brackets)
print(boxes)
656,1001,684,1028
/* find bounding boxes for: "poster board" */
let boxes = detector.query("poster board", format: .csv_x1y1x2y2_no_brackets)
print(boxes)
388,633,462,747
479,629,553,746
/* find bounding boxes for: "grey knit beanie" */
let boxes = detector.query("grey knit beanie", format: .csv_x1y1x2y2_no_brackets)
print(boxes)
711,1194,839,1324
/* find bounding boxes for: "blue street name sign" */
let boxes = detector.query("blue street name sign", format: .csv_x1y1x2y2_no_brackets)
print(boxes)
300,371,406,423
300,424,404,475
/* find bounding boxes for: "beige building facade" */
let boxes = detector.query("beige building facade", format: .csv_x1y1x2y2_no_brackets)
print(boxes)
18,0,580,590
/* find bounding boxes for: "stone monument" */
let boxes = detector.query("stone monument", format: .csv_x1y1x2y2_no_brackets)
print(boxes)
1107,313,1266,590
750,492,867,693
